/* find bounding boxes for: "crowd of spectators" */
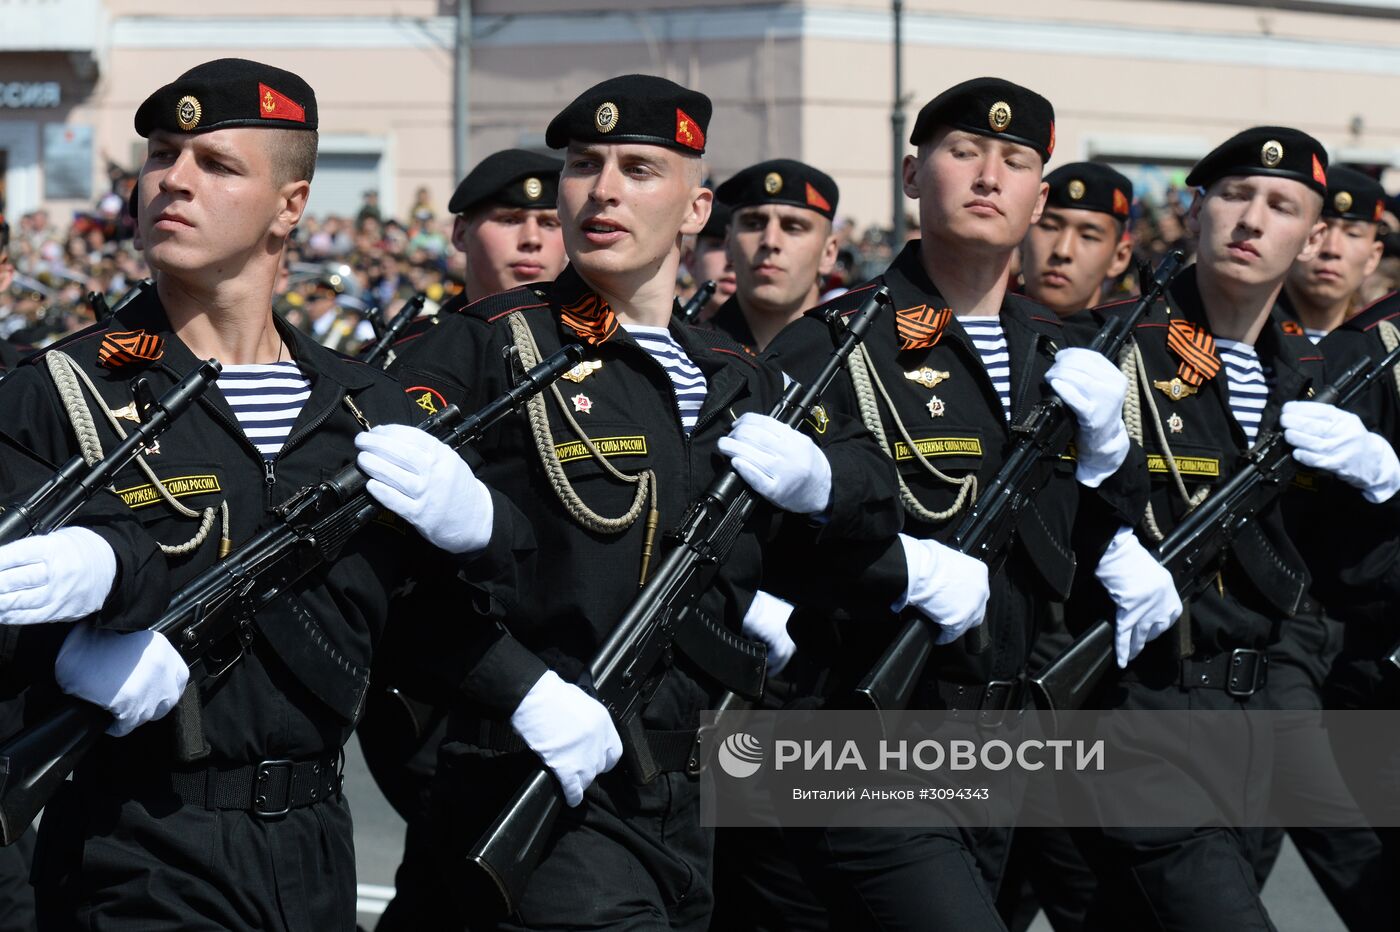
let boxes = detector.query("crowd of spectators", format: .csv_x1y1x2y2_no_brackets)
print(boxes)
5,174,1400,354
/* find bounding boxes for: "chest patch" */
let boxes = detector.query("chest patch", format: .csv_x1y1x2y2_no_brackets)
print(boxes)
554,435,648,464
116,474,223,509
893,436,983,461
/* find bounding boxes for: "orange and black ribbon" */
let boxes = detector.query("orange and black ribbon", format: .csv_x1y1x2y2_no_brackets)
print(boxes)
895,304,953,351
558,294,619,346
1165,319,1220,386
97,329,165,370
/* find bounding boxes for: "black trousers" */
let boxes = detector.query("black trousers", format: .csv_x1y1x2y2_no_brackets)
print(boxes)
0,828,35,932
710,827,828,932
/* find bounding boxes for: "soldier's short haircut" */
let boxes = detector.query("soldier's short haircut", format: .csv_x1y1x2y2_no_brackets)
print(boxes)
266,129,318,185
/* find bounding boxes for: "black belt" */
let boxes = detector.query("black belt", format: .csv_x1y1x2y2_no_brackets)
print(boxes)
936,678,1024,726
1180,649,1268,697
163,755,343,818
469,720,700,775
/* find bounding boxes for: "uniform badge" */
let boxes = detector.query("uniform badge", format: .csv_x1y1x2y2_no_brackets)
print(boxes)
524,177,544,201
562,359,603,383
176,95,202,131
572,393,594,414
1260,139,1284,169
764,172,783,195
905,367,951,390
988,101,1012,132
1153,377,1198,402
111,401,142,423
807,404,830,434
405,385,446,415
1334,190,1353,213
1167,412,1184,434
1280,320,1305,337
1067,179,1086,201
98,329,165,370
595,101,619,134
926,395,946,418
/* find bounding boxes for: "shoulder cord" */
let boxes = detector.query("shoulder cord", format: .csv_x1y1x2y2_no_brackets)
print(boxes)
45,350,230,557
505,312,660,582
845,342,975,523
1119,341,1208,543
1378,320,1400,399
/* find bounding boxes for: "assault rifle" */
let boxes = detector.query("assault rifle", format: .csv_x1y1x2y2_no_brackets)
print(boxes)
853,251,1186,714
679,280,717,324
465,286,892,915
0,344,582,845
360,293,427,368
1033,340,1400,718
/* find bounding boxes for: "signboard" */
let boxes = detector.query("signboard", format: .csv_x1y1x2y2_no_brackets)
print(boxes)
43,124,92,200
0,82,61,109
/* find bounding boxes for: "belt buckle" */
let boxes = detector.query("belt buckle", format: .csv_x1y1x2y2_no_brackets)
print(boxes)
1225,649,1267,698
978,679,1017,728
254,759,294,819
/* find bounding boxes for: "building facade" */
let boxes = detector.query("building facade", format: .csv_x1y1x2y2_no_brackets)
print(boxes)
4,0,1400,227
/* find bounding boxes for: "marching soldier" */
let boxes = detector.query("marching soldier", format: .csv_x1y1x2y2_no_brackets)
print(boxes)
1072,127,1400,931
1019,162,1135,318
710,159,841,350
0,58,527,930
762,77,1154,931
1281,165,1388,342
379,74,897,930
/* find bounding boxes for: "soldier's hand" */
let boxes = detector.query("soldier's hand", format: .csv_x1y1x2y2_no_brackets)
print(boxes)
742,590,797,675
1094,525,1182,668
1282,400,1400,504
510,670,622,807
55,624,188,737
1045,348,1129,487
355,423,495,553
895,533,989,644
717,413,833,516
0,527,117,625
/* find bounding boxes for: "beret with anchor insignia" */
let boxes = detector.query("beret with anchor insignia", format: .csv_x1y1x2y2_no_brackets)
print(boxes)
135,58,317,137
1185,126,1328,198
545,73,711,155
698,200,732,241
716,158,839,220
1044,162,1134,220
448,149,564,215
1322,165,1387,224
909,76,1055,162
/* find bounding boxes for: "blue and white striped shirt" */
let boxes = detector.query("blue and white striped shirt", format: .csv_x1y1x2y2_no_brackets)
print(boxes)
625,325,708,433
959,316,1013,422
218,361,312,459
1216,339,1271,445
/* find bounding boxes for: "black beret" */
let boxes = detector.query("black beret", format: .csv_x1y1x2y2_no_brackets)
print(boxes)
1044,162,1133,221
448,150,563,215
545,74,711,155
716,159,839,221
1322,166,1386,223
910,77,1055,162
1185,126,1327,198
135,58,317,137
698,200,731,241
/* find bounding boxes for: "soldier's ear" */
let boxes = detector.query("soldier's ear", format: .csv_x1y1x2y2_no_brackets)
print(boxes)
1296,218,1328,264
679,185,712,238
1185,190,1205,235
272,179,310,239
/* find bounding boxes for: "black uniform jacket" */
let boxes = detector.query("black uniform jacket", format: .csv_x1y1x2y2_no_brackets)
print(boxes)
763,242,1145,687
389,265,899,728
1098,265,1327,654
710,296,760,351
0,288,531,766
1289,293,1400,620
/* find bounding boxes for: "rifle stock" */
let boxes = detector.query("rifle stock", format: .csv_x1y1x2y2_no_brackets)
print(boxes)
853,251,1185,713
360,293,426,368
465,287,891,916
0,346,582,845
1032,341,1400,716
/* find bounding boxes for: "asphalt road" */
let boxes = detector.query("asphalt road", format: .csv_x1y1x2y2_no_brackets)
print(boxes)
346,737,1348,931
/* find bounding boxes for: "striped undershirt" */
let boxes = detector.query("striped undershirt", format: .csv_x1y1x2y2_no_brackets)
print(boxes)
218,361,312,460
1305,328,1328,345
624,325,708,433
958,316,1013,422
1216,339,1272,445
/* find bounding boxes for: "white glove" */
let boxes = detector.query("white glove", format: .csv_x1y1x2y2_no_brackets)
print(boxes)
717,413,833,516
0,527,117,626
510,670,622,807
1094,525,1182,668
1281,401,1400,504
893,533,989,645
1045,348,1130,488
742,590,797,675
355,423,494,554
55,624,189,737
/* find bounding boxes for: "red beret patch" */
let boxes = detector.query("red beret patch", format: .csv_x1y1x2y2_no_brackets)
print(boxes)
1112,188,1130,217
805,182,832,213
1312,154,1326,186
675,108,705,151
259,83,306,124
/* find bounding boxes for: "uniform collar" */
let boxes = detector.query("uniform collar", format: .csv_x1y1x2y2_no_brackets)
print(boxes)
710,295,759,351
